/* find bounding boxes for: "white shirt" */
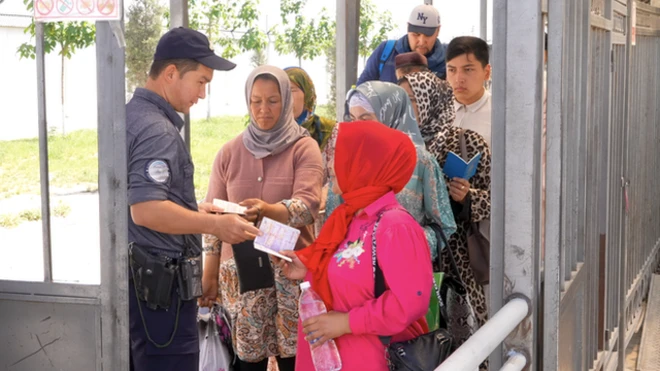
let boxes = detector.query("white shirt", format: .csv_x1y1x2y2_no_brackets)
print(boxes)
453,89,492,147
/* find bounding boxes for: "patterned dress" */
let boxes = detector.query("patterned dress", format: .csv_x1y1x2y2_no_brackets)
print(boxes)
204,134,323,364
402,71,492,338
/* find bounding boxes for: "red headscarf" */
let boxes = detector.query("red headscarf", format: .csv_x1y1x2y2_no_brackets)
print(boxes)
296,121,417,310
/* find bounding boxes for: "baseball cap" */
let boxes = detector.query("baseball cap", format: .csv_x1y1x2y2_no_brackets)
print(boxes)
408,5,441,37
154,27,236,71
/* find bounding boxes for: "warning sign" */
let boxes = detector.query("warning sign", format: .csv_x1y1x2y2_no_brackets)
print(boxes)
34,0,120,22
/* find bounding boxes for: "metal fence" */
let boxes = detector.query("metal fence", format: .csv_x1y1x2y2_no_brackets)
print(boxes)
482,0,660,370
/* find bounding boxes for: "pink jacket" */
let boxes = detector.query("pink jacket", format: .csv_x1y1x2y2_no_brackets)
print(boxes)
296,192,433,370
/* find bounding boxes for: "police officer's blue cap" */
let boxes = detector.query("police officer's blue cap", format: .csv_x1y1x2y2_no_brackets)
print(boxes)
154,27,236,71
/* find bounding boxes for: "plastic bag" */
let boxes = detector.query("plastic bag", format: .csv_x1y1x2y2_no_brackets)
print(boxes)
199,307,233,371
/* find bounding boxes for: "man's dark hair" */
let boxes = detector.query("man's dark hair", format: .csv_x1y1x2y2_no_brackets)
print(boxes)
446,36,490,67
397,65,430,76
148,59,201,79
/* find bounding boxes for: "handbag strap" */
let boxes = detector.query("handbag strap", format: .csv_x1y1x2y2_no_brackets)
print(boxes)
428,223,464,286
372,208,445,346
458,129,469,162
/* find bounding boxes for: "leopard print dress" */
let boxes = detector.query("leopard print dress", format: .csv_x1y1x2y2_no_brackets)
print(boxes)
402,72,492,333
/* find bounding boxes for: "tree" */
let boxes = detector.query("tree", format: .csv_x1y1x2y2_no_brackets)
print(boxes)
251,48,268,68
189,0,273,119
275,0,333,67
17,0,95,134
189,0,271,58
324,0,394,109
358,0,395,66
125,0,165,93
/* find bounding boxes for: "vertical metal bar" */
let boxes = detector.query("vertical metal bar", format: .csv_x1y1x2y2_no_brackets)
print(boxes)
598,25,613,352
36,22,53,283
335,0,360,121
480,0,488,40
492,1,543,370
543,0,565,367
489,0,508,368
96,20,129,371
617,0,632,368
169,0,191,151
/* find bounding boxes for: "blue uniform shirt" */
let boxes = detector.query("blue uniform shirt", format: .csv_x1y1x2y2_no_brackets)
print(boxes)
126,88,201,256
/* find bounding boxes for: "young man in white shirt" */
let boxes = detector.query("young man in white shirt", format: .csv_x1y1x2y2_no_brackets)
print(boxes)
446,36,492,147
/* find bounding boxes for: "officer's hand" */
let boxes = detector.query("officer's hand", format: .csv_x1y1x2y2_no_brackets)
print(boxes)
198,202,222,214
199,274,218,308
214,214,261,244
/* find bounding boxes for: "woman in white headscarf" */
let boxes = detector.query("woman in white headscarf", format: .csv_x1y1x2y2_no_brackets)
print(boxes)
201,66,323,371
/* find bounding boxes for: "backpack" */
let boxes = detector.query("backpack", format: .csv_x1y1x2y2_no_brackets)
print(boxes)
378,39,397,75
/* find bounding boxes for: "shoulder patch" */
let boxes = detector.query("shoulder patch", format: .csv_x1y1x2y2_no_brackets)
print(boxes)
145,160,170,183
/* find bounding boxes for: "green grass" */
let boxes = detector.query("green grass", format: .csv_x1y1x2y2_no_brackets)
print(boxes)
0,116,246,201
0,129,99,198
190,116,247,200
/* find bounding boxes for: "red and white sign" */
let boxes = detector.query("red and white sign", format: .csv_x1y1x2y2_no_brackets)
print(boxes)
34,0,120,21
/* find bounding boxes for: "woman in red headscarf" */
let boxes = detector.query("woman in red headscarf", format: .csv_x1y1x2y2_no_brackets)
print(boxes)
279,121,433,371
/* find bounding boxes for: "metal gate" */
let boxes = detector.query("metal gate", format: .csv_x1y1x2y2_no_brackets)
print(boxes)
487,0,660,370
0,21,129,371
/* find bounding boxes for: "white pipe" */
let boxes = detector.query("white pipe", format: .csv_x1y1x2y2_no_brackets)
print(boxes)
435,298,529,371
499,351,527,371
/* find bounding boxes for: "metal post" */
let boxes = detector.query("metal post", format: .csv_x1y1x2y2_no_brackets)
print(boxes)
96,20,129,371
480,0,488,40
491,0,543,369
617,0,633,369
335,0,360,122
36,22,53,283
169,0,191,150
542,0,565,368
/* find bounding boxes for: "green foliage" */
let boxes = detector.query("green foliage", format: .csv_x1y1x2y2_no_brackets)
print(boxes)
275,0,333,66
324,0,394,107
19,208,41,222
53,200,72,218
17,0,95,60
125,0,166,92
358,0,395,59
189,0,271,59
0,214,21,229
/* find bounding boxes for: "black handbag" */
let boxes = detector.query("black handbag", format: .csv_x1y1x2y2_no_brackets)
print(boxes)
372,209,453,371
231,240,275,294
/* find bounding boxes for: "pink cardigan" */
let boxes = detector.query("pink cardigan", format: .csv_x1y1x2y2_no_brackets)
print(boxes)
205,132,323,258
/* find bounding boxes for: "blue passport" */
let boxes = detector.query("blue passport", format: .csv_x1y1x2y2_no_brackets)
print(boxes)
443,151,482,180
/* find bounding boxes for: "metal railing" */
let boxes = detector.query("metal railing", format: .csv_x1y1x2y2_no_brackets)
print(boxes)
436,297,531,371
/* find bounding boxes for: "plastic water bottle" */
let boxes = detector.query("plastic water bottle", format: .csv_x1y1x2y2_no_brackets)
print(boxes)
299,281,342,371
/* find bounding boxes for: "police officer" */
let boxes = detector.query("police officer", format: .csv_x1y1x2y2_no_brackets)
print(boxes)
126,27,261,371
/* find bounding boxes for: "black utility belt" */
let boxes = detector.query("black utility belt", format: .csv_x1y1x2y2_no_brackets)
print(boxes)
129,243,202,310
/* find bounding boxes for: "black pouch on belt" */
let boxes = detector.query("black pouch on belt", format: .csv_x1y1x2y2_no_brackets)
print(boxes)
178,255,203,301
129,243,177,310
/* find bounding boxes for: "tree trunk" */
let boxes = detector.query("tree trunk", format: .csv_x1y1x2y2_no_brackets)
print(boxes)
206,84,211,120
298,56,302,67
61,53,66,135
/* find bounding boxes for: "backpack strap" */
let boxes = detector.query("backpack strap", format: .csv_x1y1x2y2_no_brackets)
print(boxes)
378,40,397,75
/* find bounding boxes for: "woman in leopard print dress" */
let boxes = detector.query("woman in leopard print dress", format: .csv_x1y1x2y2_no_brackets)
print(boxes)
399,71,492,339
